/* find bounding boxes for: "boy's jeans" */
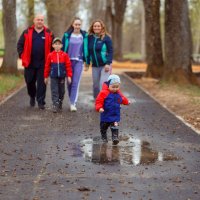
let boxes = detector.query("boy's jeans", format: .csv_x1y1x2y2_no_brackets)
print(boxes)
50,77,65,106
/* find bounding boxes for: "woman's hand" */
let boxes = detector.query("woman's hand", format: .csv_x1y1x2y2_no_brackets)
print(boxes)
104,64,110,72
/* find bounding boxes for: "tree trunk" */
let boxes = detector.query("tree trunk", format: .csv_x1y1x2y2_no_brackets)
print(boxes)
105,0,113,35
0,0,18,74
164,0,198,84
194,30,200,54
113,0,127,60
141,2,146,61
45,0,80,37
143,0,163,78
27,0,34,27
90,0,106,23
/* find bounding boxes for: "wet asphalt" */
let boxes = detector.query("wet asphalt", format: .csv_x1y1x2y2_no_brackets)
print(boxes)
0,73,200,200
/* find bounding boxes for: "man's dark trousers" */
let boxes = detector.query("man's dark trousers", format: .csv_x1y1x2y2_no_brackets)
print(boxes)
24,67,46,106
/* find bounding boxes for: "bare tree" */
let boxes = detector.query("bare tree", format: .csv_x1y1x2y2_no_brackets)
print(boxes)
105,0,127,60
0,0,18,74
143,0,163,78
45,0,80,37
189,0,200,54
90,0,106,23
27,0,34,27
164,0,198,84
104,0,113,34
141,2,146,61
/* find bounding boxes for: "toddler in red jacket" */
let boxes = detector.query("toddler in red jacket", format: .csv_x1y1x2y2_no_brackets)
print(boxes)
95,74,130,145
44,37,72,112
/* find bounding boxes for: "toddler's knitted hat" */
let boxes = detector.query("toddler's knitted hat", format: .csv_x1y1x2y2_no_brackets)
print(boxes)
107,74,120,85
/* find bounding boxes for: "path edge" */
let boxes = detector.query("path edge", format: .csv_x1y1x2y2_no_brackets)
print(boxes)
122,72,200,136
0,84,26,106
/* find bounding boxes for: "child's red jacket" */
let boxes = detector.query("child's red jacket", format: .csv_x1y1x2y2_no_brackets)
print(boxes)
95,82,129,122
44,50,72,78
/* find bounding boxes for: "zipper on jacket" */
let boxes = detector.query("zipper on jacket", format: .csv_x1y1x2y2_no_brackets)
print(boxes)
93,37,99,67
57,52,60,77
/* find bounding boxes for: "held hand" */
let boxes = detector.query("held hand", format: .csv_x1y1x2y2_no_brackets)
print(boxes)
44,78,48,85
104,64,110,72
99,108,104,113
67,77,72,84
84,63,89,71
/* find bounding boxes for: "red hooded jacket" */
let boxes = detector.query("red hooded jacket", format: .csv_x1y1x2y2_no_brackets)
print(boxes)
44,50,72,78
17,25,53,68
95,82,129,122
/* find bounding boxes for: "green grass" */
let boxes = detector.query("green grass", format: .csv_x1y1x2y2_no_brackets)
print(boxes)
0,49,4,57
0,74,23,95
123,53,142,60
180,84,200,104
159,80,200,104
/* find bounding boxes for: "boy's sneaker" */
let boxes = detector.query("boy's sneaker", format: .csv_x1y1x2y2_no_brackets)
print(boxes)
52,104,58,113
70,104,77,112
58,100,62,110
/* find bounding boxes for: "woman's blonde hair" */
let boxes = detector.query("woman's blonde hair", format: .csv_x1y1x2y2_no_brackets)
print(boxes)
88,19,111,39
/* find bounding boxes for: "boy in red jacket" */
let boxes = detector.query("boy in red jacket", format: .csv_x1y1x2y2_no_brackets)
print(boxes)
44,37,72,112
95,74,130,145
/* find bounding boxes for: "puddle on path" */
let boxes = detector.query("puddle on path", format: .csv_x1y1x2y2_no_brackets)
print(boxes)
78,91,94,107
70,136,179,166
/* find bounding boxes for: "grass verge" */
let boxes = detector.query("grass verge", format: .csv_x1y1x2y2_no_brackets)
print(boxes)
0,74,24,100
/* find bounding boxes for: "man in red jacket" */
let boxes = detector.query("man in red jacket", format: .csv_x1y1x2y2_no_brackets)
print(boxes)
17,14,53,109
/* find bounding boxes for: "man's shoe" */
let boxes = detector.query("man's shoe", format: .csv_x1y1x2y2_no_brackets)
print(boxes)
38,104,45,110
30,97,35,107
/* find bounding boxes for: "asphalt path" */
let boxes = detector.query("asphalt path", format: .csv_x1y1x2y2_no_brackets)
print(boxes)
0,73,200,200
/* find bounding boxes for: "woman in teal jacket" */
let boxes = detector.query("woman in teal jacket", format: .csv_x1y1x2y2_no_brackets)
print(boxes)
62,17,89,111
86,19,113,99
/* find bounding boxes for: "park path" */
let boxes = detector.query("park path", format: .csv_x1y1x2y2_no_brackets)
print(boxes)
0,72,200,200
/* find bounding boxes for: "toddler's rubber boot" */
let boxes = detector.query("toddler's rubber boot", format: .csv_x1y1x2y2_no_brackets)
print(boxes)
101,132,108,143
112,132,119,145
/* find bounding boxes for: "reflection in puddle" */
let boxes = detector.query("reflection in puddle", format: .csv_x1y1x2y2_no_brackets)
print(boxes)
72,136,179,166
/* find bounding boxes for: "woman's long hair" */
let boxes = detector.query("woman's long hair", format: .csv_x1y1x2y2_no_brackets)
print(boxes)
66,17,82,32
88,19,111,39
